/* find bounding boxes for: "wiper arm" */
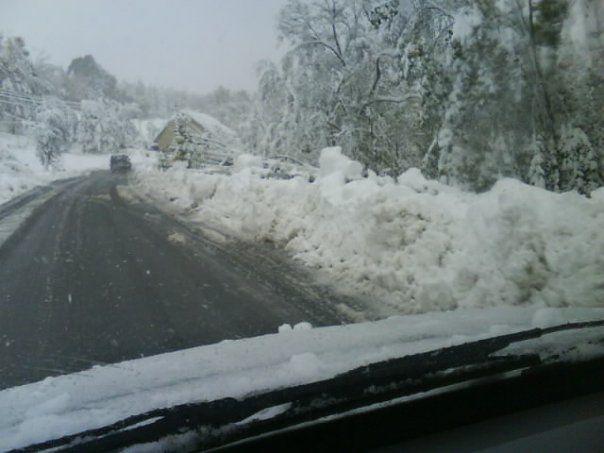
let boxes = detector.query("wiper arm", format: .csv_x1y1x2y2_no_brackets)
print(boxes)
18,319,604,453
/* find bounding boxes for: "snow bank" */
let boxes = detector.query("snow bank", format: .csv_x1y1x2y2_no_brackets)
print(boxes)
0,133,110,205
133,147,604,314
0,134,49,204
1,305,602,450
319,146,363,180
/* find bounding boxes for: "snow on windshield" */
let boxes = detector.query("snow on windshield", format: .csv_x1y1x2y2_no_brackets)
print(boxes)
1,305,603,451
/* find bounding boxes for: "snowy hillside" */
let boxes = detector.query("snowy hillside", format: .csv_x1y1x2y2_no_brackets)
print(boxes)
133,147,604,315
0,133,109,205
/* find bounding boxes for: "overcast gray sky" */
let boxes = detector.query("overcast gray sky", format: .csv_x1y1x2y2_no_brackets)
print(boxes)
0,0,287,94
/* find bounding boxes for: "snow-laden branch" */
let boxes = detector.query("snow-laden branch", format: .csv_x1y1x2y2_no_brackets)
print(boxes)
292,40,347,66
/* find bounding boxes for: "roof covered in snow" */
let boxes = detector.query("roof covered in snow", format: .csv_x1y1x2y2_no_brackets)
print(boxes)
178,109,241,149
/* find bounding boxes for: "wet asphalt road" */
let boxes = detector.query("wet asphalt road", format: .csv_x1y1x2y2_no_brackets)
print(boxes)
0,171,347,390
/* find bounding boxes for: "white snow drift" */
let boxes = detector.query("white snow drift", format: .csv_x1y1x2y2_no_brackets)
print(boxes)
0,133,108,205
134,147,604,314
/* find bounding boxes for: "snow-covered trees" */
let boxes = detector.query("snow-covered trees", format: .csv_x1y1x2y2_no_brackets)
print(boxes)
2,2,602,195
66,55,119,101
247,0,603,194
0,35,53,134
246,0,454,171
32,98,77,168
77,99,137,154
404,0,604,194
558,126,602,194
1,38,145,161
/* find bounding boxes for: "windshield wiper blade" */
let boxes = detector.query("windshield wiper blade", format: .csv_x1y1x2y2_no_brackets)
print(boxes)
16,319,604,453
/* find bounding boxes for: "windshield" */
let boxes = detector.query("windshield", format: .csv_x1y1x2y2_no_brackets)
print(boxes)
0,0,603,451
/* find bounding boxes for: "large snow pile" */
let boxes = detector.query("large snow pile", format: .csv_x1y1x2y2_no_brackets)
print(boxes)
0,133,108,205
134,147,604,314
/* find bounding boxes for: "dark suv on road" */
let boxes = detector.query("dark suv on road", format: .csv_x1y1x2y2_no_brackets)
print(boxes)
110,154,132,173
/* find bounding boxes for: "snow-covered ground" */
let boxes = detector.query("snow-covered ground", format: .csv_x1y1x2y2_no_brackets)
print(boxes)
133,147,604,315
0,133,109,205
1,305,603,451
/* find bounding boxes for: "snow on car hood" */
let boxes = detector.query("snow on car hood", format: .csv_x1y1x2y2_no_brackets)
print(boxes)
1,305,603,451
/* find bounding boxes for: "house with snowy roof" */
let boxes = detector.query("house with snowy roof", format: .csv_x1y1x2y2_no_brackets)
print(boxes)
152,110,242,168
